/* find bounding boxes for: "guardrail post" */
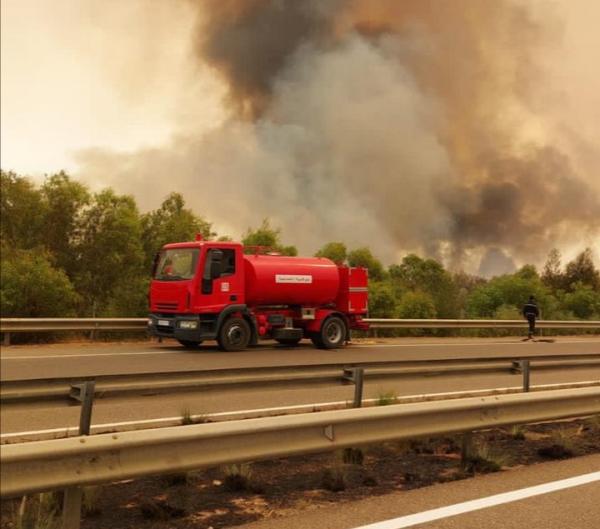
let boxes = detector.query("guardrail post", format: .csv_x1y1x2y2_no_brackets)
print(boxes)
62,381,95,529
70,381,95,436
62,489,83,529
521,359,530,392
343,368,364,408
2,332,10,347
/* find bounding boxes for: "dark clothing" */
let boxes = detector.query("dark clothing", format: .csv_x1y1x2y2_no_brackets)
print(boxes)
522,302,539,338
526,314,536,336
522,302,539,318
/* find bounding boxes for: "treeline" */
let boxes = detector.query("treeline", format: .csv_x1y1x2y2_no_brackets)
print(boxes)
1,171,599,321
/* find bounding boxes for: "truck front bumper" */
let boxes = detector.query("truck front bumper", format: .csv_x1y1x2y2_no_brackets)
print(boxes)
147,314,216,342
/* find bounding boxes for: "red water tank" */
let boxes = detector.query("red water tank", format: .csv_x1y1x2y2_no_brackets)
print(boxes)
243,254,340,306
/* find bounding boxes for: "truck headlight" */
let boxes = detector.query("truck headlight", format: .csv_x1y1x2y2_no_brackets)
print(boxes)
179,320,198,330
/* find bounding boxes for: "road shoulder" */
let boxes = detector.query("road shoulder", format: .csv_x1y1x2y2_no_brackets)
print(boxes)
236,454,600,529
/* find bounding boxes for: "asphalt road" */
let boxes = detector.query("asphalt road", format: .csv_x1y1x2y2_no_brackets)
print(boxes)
1,336,599,436
235,454,600,529
2,335,599,380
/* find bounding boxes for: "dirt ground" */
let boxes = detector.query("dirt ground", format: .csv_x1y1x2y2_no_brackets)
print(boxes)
2,417,599,529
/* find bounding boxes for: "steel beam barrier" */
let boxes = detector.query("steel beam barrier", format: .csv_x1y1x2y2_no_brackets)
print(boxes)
0,318,147,333
2,354,599,406
1,317,599,335
366,318,600,329
2,386,600,498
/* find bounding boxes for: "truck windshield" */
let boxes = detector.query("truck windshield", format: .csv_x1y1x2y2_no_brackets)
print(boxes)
154,249,199,281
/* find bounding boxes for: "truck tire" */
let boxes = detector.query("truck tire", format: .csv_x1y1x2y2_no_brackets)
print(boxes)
315,316,347,349
218,317,251,352
177,340,203,348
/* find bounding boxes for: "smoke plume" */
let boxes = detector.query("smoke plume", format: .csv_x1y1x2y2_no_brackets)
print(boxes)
75,0,600,271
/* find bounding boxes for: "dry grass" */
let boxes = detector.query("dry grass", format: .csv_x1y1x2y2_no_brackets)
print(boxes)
537,426,577,459
321,465,346,492
341,447,364,465
509,424,526,441
375,391,398,406
222,463,255,492
82,486,102,517
12,493,60,529
180,407,209,426
464,440,511,473
585,415,600,435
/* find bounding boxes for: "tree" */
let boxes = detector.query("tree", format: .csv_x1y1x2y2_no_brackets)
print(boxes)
390,254,459,317
0,171,47,249
542,248,565,292
397,291,437,319
466,270,555,318
141,192,214,264
0,249,80,317
368,281,396,317
315,242,347,264
75,189,146,315
453,271,487,318
515,264,538,281
242,219,297,256
564,249,600,291
563,283,600,319
348,247,385,281
40,172,90,277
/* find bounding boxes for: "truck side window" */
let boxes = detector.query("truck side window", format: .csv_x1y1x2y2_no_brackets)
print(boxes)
202,248,235,294
202,249,219,294
203,250,215,281
221,249,236,276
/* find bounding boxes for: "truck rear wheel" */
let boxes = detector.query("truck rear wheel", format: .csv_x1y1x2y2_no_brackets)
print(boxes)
314,316,347,349
218,317,251,352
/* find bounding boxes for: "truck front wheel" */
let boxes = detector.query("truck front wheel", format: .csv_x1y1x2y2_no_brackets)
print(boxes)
313,316,347,349
218,317,251,352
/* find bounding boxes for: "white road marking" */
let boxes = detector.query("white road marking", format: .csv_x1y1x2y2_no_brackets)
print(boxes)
353,471,600,529
0,399,346,440
353,339,600,349
0,350,185,360
2,339,599,360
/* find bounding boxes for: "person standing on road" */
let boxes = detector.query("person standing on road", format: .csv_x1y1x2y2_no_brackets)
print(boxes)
522,295,540,340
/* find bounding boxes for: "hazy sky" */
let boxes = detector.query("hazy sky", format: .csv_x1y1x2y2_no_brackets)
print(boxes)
1,0,599,268
2,0,598,177
1,0,225,175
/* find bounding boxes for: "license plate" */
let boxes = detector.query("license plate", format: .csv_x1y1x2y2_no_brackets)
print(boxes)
157,319,170,327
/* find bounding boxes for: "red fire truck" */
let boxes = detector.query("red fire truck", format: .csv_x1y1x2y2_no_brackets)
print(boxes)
147,235,369,351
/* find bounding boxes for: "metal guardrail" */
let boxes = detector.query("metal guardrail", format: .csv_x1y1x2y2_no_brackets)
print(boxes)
1,317,599,345
367,318,600,329
0,318,147,346
0,318,146,332
3,354,599,406
4,380,599,444
2,386,600,498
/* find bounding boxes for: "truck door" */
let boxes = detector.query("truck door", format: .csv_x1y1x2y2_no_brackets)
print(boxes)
200,247,244,311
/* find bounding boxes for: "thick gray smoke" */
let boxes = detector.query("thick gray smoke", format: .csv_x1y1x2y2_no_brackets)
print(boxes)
76,0,600,271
